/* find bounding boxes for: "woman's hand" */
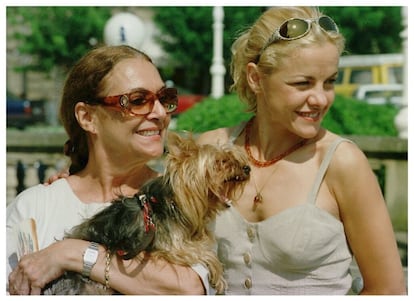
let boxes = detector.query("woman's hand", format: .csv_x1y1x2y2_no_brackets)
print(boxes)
43,169,69,185
8,240,74,295
9,251,62,294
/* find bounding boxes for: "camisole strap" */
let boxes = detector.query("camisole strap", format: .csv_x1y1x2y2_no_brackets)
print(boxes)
306,137,352,204
228,121,248,145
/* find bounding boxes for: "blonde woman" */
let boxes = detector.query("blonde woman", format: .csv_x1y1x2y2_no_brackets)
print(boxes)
198,6,406,295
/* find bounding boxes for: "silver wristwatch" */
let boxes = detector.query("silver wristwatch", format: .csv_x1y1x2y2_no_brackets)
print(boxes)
82,242,99,278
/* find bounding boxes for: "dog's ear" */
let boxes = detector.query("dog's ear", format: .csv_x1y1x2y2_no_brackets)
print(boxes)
167,131,196,157
166,131,183,156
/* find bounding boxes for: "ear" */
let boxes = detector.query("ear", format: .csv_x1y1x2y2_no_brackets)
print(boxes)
166,131,195,157
166,131,184,156
246,62,261,93
74,102,97,134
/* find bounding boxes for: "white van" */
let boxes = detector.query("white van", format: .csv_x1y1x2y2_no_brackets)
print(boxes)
354,84,403,106
335,53,404,97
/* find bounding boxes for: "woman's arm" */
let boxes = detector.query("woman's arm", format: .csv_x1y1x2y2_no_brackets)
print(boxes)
8,239,205,295
329,142,406,295
94,245,206,294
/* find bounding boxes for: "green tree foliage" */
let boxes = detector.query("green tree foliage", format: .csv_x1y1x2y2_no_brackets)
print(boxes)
176,94,398,136
152,7,265,93
153,6,403,93
175,94,253,133
7,6,403,88
151,7,213,92
320,6,403,54
323,95,399,136
7,7,111,73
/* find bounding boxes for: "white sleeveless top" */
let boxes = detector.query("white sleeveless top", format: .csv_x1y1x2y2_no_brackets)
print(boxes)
213,123,353,295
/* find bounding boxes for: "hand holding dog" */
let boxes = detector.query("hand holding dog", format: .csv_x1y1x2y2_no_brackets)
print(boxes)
9,239,72,295
9,238,205,295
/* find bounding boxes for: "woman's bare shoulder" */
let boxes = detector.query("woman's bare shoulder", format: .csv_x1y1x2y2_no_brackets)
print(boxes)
196,127,234,145
320,131,368,176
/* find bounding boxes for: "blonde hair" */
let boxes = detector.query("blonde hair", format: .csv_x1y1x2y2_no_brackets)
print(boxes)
230,6,345,112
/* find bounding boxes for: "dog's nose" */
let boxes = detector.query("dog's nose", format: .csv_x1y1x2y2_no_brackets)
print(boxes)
243,165,251,175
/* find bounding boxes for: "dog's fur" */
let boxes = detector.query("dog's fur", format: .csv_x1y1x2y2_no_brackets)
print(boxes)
43,132,250,295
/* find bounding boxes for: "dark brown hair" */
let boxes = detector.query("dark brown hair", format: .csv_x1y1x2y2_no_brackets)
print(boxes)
60,45,153,174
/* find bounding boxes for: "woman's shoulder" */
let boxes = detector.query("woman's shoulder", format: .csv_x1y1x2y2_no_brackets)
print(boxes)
316,131,357,152
319,131,368,173
7,179,74,222
197,127,233,145
196,121,247,145
12,179,71,204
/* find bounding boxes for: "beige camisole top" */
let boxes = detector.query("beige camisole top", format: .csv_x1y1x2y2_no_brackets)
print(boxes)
213,124,353,295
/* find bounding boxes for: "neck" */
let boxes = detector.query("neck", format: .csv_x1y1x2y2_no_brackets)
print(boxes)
70,163,158,203
244,117,307,168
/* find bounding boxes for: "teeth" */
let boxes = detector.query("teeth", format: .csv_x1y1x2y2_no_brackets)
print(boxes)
300,112,319,118
139,130,160,136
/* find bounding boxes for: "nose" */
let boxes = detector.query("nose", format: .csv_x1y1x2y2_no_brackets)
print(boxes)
148,99,168,118
307,86,330,107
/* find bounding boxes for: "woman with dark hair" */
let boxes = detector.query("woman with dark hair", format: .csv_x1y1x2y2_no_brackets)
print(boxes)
7,45,208,295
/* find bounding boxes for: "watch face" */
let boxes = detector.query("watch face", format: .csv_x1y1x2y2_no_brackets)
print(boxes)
84,249,99,263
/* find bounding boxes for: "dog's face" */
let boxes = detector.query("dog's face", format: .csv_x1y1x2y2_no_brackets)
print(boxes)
164,132,250,228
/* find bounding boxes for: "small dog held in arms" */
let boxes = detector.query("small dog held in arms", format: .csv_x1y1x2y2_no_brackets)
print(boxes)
43,132,250,295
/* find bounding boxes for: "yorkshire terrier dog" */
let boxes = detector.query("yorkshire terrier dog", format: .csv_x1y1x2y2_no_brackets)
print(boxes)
43,132,250,295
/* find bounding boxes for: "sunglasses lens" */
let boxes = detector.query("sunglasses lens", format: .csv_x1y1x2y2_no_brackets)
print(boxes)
256,16,339,64
129,91,152,115
279,18,309,39
158,88,178,113
318,16,338,32
129,88,178,114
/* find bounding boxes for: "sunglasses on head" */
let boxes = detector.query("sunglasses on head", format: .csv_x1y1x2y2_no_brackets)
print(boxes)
256,16,338,62
94,87,178,116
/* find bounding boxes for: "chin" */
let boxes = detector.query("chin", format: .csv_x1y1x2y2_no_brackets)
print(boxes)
297,126,321,139
148,148,165,159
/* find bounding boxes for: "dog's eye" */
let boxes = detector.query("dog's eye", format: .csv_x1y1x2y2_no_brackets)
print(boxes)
243,165,251,175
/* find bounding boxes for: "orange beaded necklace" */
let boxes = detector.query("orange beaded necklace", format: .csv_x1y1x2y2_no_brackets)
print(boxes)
244,118,307,168
244,118,307,205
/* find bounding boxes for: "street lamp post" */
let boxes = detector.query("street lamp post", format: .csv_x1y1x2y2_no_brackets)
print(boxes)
210,6,226,99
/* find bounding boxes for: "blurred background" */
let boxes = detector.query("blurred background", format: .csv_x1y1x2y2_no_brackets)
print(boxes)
5,6,408,275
